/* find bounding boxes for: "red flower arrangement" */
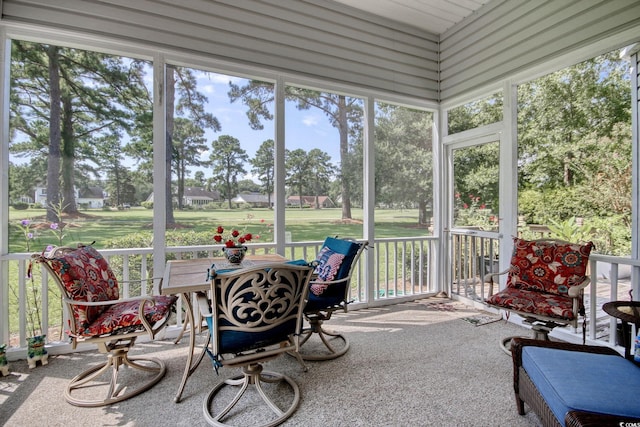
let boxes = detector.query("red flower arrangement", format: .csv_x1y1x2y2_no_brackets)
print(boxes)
213,226,253,248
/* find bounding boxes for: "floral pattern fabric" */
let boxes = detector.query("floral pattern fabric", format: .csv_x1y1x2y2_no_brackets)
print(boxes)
49,245,120,335
486,287,576,320
48,245,177,337
82,296,177,337
506,238,593,296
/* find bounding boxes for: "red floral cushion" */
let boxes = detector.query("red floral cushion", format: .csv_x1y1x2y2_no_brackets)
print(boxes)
486,287,576,320
48,246,119,335
83,295,177,337
506,238,593,296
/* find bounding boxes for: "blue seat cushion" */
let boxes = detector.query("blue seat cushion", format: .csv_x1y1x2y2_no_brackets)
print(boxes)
522,346,640,426
305,293,344,311
205,316,297,355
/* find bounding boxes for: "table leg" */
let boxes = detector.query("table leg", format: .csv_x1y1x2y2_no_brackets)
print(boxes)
174,292,200,403
173,313,190,345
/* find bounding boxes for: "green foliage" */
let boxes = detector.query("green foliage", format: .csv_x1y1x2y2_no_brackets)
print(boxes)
141,201,153,209
12,202,29,210
585,216,631,256
518,188,583,224
546,217,594,243
454,193,498,230
447,92,503,134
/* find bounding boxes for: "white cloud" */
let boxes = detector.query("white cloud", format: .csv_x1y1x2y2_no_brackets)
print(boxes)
302,114,319,126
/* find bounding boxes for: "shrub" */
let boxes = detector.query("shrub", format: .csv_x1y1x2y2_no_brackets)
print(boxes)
141,201,153,209
12,202,29,210
518,188,594,224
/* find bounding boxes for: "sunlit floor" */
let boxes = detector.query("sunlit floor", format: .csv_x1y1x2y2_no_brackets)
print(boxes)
1,298,544,426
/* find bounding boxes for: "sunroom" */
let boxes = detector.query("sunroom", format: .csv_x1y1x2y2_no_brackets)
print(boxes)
1,0,639,395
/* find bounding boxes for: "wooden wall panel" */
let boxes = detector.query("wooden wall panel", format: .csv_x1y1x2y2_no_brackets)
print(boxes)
440,0,640,101
1,0,439,100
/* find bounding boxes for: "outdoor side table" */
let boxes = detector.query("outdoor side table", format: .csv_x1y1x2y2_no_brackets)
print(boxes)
602,300,640,362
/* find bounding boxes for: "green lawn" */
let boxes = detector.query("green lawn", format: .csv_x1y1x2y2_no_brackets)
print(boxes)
8,206,430,252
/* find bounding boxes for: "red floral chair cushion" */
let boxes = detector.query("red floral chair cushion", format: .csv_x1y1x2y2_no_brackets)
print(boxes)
48,245,177,337
83,296,177,337
486,287,576,320
506,238,593,296
49,245,120,335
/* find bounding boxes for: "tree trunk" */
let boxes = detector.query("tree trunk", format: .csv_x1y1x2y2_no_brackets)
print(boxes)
177,157,184,210
46,46,62,223
226,171,233,209
61,93,77,214
338,96,352,219
418,200,428,225
166,67,176,224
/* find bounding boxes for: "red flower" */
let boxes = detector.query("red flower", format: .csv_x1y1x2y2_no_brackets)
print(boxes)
215,225,254,247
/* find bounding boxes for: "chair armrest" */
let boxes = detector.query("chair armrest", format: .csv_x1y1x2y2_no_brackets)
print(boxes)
309,276,350,287
484,269,510,296
62,295,157,307
196,292,212,319
567,276,590,297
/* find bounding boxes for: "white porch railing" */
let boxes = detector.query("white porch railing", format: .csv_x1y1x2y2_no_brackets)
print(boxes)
1,237,438,357
450,231,640,348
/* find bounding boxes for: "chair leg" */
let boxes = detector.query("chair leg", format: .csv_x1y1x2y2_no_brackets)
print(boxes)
203,363,300,427
65,348,166,407
298,318,350,361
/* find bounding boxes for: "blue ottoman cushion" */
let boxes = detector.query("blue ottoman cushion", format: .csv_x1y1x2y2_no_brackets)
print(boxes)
522,346,640,426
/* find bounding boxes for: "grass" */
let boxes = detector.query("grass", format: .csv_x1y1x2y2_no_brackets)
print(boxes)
8,206,430,252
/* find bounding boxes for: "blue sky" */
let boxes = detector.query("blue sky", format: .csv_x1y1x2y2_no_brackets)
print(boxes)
193,71,343,181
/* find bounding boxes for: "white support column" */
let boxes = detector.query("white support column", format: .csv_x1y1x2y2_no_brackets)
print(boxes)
363,97,375,302
274,77,286,255
499,80,518,279
433,108,446,296
631,50,640,299
0,30,10,345
152,54,166,294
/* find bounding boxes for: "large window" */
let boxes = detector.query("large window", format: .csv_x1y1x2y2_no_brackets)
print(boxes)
283,86,364,242
165,67,275,249
374,102,434,235
451,142,500,231
9,40,152,252
517,50,632,256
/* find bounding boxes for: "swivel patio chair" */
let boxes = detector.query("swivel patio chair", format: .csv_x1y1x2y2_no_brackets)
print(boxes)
298,237,367,361
196,263,313,427
32,244,177,407
485,237,593,355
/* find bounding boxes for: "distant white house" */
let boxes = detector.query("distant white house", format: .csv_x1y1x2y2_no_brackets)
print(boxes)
286,195,335,209
232,193,274,208
146,187,221,207
34,186,107,208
